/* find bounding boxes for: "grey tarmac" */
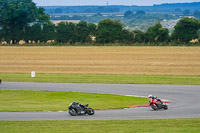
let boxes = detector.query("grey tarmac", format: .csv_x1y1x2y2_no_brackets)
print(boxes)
0,82,200,120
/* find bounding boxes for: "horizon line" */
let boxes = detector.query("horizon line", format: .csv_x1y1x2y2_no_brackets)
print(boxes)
35,2,200,7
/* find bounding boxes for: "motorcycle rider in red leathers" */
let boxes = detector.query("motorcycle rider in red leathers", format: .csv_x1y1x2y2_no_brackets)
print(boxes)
148,94,163,104
148,94,168,110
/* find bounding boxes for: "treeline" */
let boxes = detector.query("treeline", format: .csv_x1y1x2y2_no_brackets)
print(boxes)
124,10,200,19
1,17,200,45
1,0,200,45
44,6,120,14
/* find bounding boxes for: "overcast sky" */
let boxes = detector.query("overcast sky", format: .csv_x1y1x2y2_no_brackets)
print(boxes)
33,0,200,6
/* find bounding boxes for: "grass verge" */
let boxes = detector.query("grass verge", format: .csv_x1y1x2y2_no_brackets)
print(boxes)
1,118,200,133
0,90,147,112
0,73,200,85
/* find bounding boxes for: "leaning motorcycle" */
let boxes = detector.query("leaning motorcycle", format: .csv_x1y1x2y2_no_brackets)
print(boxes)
149,99,168,110
68,102,95,116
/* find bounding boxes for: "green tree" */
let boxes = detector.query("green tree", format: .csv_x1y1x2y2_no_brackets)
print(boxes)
76,21,90,43
88,23,97,36
96,19,123,43
157,28,169,42
124,10,133,18
56,22,69,43
24,23,42,42
194,10,200,19
174,8,181,12
136,10,146,15
183,9,191,16
171,17,200,43
68,22,77,44
146,23,165,42
36,7,50,24
41,23,56,42
119,29,134,43
0,0,49,43
146,23,160,42
145,23,169,43
0,29,3,41
55,8,62,14
56,22,77,44
134,30,146,43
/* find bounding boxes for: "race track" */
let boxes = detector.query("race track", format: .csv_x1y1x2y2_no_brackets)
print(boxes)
0,82,200,120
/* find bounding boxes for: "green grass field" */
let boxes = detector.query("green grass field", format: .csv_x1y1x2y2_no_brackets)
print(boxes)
0,90,147,112
1,118,200,133
1,73,200,85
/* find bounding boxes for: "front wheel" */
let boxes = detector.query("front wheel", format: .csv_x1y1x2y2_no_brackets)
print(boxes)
69,108,78,116
86,108,95,115
163,104,168,110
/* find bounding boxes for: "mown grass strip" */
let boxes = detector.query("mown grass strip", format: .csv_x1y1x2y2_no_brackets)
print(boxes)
0,73,200,85
1,118,200,133
0,90,147,112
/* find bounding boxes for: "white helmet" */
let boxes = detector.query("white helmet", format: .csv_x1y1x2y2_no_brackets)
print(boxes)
148,94,152,98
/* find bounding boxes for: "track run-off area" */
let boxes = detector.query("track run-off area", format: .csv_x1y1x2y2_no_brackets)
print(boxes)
0,82,200,120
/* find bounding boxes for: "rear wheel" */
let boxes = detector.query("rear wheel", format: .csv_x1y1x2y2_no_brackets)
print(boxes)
86,108,95,115
69,108,78,116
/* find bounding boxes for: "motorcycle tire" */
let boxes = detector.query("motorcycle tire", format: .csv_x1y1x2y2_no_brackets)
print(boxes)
163,105,168,110
69,108,78,116
86,108,95,115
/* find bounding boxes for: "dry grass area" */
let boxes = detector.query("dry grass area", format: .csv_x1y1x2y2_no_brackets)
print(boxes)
0,46,200,75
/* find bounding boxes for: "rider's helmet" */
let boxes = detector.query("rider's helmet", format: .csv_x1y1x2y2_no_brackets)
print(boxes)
148,94,152,98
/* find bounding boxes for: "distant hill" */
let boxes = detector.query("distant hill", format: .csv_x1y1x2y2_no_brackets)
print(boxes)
153,2,200,7
41,2,200,14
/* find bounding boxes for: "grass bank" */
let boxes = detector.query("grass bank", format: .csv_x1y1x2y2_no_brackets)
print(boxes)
1,118,200,133
0,90,147,112
0,73,200,85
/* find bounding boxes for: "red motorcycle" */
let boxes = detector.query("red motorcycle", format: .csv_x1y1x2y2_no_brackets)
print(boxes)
149,98,168,110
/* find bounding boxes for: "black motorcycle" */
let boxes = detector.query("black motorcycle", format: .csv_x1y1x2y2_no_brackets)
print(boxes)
68,102,95,116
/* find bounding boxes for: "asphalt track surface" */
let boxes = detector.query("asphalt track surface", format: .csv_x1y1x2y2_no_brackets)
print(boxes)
0,82,200,120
